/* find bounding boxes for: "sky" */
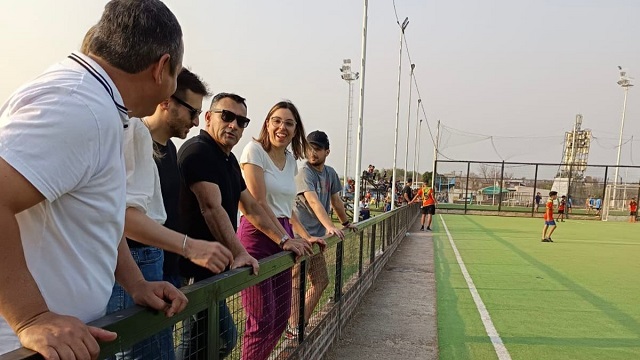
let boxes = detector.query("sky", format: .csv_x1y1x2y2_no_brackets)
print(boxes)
1,0,640,181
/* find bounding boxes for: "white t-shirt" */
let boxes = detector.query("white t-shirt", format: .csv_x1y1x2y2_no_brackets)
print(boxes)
125,118,166,224
240,141,297,218
0,52,127,354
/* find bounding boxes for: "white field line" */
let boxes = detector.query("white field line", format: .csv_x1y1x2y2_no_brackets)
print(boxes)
439,215,512,360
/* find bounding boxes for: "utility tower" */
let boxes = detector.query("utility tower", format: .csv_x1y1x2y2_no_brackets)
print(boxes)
552,114,591,196
340,59,359,190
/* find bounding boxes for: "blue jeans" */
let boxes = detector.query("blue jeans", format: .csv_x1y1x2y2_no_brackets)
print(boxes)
107,246,175,360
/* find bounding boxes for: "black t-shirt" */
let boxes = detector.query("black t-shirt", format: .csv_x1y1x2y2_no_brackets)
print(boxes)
402,185,413,202
177,130,246,280
154,139,181,277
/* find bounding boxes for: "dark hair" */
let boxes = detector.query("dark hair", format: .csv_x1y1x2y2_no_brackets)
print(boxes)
255,101,309,160
549,191,558,196
89,0,183,75
80,25,97,54
175,68,210,98
407,178,413,183
210,92,247,110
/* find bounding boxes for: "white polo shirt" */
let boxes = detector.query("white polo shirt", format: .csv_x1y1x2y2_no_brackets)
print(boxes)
0,52,128,354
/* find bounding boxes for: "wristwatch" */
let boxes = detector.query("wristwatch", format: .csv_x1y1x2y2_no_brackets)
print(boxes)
342,220,351,227
279,234,291,248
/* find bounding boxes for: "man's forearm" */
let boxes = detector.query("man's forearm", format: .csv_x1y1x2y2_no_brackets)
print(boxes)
202,206,247,256
242,202,287,245
0,209,49,331
114,237,145,292
124,207,184,255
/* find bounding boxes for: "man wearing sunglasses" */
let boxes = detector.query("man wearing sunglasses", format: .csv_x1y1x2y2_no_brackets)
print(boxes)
178,93,311,358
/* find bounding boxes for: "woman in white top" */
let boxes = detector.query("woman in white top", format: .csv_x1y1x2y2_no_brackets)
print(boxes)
238,101,323,360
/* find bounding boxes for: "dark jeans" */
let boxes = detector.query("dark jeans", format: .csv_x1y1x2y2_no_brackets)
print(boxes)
107,246,175,360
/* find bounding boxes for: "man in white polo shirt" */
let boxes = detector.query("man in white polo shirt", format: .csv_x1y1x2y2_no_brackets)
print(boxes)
0,0,188,358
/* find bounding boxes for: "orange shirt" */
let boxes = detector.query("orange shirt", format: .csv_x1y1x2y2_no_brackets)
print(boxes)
558,199,566,211
417,186,435,207
544,199,554,221
630,200,637,212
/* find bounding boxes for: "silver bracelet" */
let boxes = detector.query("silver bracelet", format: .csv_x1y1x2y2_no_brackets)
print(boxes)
182,234,189,257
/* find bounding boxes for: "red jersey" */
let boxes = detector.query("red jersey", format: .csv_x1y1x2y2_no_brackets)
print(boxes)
544,199,554,221
558,199,566,211
630,200,637,212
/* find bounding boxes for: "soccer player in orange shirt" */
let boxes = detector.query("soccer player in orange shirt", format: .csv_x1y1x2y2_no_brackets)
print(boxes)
629,197,637,223
556,195,566,222
542,191,558,242
411,184,438,231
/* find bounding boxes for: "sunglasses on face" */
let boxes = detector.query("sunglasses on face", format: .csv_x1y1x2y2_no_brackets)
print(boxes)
171,95,202,120
212,109,251,128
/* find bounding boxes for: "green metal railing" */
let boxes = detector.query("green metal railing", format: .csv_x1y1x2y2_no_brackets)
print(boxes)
2,204,419,360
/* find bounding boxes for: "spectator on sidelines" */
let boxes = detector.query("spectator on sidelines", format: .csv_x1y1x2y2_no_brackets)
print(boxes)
629,197,637,223
238,101,319,360
106,69,235,360
288,131,357,339
402,178,414,206
567,195,573,214
0,0,188,357
542,191,558,242
595,197,602,216
412,183,437,231
556,195,566,222
535,192,542,212
178,94,311,359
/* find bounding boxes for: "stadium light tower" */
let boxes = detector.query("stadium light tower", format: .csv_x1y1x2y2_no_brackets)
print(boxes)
340,59,359,193
416,119,423,185
403,64,415,185
391,16,409,210
613,66,633,208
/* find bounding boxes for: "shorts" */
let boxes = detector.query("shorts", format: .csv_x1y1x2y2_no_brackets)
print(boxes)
630,211,637,216
421,205,436,215
558,209,564,214
545,220,556,226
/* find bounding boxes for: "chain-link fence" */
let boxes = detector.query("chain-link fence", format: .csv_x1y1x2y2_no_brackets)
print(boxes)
434,160,640,219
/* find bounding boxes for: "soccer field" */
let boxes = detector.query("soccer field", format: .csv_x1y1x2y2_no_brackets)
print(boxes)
434,214,640,360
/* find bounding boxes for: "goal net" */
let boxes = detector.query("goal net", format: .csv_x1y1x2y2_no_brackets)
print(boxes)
602,183,640,221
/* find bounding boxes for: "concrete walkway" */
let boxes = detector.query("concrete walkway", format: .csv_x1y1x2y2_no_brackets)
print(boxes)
325,221,438,360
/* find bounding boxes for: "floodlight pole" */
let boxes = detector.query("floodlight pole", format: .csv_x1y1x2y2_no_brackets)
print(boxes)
416,119,423,184
431,119,440,189
340,59,359,195
403,64,415,185
391,17,409,211
613,66,633,209
412,98,421,188
352,0,369,223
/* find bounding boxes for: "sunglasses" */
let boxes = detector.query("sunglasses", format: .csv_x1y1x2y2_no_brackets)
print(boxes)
212,109,251,128
171,95,202,120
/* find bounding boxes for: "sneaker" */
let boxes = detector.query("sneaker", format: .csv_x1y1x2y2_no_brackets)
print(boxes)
541,238,550,242
285,325,299,340
426,227,432,231
420,225,424,231
547,237,554,242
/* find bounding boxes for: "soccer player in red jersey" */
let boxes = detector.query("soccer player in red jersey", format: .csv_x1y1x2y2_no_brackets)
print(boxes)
542,191,558,242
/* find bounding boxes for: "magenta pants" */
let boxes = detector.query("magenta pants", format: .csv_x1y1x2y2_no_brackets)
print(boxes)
238,216,293,360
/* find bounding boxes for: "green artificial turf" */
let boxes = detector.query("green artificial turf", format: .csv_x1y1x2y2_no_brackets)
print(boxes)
434,214,640,360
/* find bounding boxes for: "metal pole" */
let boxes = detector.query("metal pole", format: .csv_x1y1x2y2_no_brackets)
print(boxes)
412,99,421,186
343,79,353,193
391,17,408,211
416,119,423,184
431,120,440,188
498,160,505,212
352,0,369,223
613,69,633,209
403,64,415,184
464,162,471,214
531,164,539,217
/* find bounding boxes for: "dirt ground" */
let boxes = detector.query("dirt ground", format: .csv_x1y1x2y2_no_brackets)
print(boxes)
324,221,438,360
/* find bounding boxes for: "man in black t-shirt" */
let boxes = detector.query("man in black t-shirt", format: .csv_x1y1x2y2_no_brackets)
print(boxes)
402,178,414,206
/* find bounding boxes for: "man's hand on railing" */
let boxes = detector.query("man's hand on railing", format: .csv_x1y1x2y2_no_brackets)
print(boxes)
230,250,260,275
184,238,234,274
130,280,187,318
16,311,116,360
342,222,358,232
325,226,345,241
306,235,328,252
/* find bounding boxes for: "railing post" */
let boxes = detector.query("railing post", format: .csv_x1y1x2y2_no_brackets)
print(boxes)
334,240,344,303
601,166,609,207
358,230,364,276
464,162,471,214
370,223,377,263
297,259,307,343
208,294,221,360
531,164,539,217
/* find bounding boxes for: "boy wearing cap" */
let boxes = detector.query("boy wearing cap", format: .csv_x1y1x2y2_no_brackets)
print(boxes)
288,130,355,339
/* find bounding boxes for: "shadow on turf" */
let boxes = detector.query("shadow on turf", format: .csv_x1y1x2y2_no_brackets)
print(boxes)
464,216,640,336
